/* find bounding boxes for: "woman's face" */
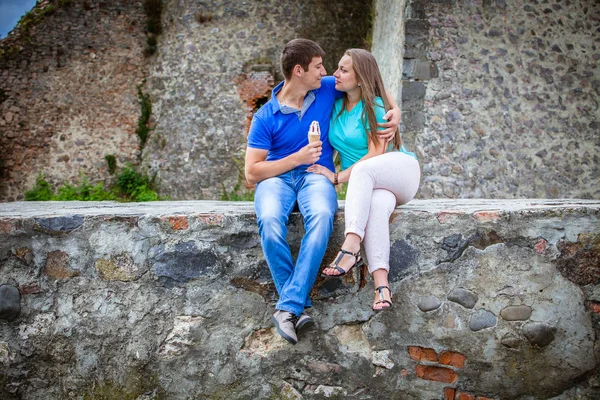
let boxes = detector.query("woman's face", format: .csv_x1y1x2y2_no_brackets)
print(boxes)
333,55,359,93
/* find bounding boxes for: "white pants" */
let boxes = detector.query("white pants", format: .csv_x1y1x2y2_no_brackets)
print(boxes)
344,152,421,273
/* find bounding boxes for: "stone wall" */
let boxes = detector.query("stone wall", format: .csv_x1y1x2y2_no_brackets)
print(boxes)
0,0,148,201
140,0,372,199
1,199,599,399
401,0,600,199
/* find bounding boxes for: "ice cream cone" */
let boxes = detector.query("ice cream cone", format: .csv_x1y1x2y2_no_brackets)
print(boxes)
308,120,321,143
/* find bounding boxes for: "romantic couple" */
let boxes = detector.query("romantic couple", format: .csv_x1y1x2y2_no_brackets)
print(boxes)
244,39,420,345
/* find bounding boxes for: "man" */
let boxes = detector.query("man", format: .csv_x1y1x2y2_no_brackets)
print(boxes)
245,39,400,345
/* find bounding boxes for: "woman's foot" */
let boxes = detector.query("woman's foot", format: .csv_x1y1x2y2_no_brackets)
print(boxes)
321,249,363,277
373,285,393,311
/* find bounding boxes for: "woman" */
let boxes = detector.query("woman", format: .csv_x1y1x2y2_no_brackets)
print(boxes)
307,49,420,311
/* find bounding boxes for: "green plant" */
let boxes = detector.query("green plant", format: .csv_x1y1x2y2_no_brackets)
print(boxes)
105,154,117,174
136,85,152,150
116,164,159,202
24,167,159,202
24,175,54,201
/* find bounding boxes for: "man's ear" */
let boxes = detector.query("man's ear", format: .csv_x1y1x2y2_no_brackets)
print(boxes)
292,64,303,78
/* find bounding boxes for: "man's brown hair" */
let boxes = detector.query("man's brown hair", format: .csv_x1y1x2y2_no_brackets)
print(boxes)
280,39,325,80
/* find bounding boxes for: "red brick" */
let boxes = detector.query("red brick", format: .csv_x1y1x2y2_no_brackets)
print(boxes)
444,387,456,400
167,216,189,230
472,211,500,222
437,210,464,223
408,346,439,362
586,301,600,314
416,365,458,383
456,392,476,400
534,238,547,254
439,351,466,369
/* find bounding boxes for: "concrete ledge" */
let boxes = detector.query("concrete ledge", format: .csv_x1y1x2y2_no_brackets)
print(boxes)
1,199,599,399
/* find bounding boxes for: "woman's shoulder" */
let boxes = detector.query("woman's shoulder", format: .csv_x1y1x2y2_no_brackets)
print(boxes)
374,96,385,107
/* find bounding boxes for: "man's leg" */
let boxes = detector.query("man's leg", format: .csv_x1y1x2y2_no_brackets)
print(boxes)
276,172,338,315
254,175,297,296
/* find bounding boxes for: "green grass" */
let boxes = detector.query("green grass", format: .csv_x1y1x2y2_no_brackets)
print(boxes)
25,165,159,202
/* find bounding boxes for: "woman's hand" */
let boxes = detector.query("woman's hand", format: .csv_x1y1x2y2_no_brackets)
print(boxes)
306,164,335,184
377,106,401,142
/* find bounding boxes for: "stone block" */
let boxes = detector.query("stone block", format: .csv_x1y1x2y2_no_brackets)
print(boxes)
34,215,84,235
0,285,21,321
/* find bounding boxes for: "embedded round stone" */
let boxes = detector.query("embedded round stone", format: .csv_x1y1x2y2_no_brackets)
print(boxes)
418,296,442,312
469,309,497,331
0,285,21,321
523,322,556,348
500,305,532,321
501,334,522,349
447,288,478,309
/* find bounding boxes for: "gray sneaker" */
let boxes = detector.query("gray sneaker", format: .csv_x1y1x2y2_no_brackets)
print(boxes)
272,310,298,345
295,312,315,334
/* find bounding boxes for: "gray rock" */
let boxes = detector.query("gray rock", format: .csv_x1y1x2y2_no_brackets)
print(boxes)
34,215,84,235
0,285,21,321
469,309,497,331
151,241,221,283
447,287,478,309
418,296,442,312
500,305,532,321
501,334,522,349
523,322,557,348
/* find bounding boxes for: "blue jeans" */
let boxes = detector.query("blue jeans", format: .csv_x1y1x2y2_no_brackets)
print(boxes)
254,168,338,316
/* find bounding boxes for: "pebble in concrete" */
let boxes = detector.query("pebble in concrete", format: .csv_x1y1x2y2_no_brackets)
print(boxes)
418,296,442,312
447,288,478,309
0,285,21,321
469,309,497,331
500,305,532,321
523,322,557,348
501,334,522,349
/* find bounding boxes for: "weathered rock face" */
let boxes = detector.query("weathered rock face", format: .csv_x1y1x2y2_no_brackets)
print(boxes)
0,0,148,201
402,0,600,199
140,0,372,199
1,199,599,399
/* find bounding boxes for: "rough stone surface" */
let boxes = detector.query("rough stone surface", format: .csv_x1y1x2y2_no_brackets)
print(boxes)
0,0,147,201
403,0,600,199
447,287,478,309
0,199,599,399
0,285,20,321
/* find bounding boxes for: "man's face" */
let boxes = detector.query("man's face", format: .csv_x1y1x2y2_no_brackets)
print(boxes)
301,56,327,90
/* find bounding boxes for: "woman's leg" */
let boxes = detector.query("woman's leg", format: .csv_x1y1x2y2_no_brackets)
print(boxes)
364,189,396,309
323,152,420,281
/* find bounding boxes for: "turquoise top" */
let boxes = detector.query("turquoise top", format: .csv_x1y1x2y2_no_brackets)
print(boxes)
328,97,417,171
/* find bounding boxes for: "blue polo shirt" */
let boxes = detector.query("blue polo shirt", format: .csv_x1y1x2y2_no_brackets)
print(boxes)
247,76,342,172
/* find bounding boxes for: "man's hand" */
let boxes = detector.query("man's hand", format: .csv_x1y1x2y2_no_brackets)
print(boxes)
377,106,401,142
295,141,322,165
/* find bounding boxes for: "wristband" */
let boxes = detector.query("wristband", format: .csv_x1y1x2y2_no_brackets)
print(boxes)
334,173,338,185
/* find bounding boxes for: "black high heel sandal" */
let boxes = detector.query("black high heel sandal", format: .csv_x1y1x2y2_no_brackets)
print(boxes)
321,249,363,278
373,285,393,311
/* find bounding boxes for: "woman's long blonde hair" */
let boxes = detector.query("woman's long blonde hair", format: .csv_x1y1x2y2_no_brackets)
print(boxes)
337,48,401,150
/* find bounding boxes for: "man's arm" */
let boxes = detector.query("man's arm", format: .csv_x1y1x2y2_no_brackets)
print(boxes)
244,142,323,185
